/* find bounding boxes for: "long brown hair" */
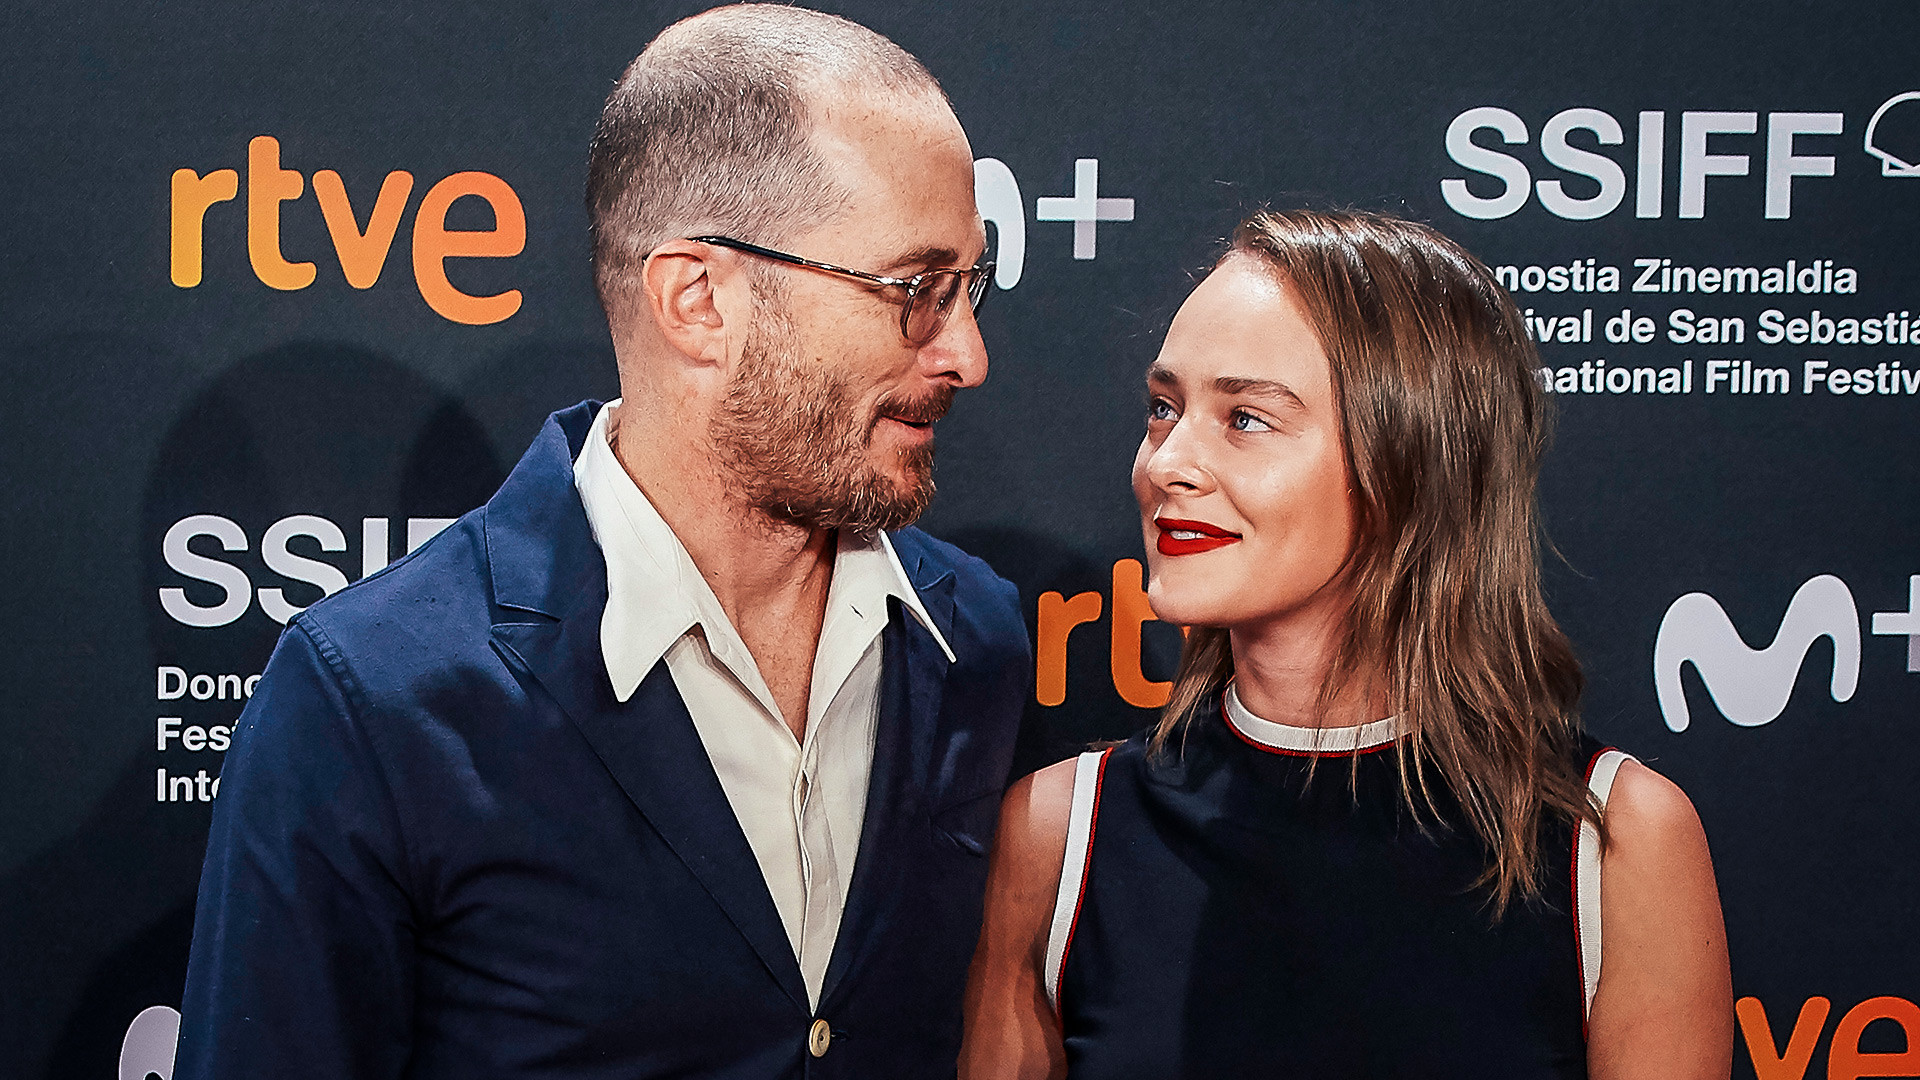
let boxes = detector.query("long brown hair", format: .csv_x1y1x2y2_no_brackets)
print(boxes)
1153,208,1596,914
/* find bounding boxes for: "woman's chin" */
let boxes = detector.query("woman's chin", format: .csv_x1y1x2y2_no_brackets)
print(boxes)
1145,581,1239,631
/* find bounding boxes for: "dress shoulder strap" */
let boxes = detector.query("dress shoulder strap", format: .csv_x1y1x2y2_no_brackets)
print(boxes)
1043,748,1111,1013
1575,747,1637,1021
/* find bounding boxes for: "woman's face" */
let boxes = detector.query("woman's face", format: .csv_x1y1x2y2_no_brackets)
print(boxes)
1131,256,1358,633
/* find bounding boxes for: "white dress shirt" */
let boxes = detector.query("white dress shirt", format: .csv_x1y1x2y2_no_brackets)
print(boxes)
572,401,955,1008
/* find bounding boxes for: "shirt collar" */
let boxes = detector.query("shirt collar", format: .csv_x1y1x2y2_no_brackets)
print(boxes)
573,401,955,703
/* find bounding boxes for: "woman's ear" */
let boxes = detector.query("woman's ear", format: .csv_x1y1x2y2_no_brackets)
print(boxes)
639,239,731,368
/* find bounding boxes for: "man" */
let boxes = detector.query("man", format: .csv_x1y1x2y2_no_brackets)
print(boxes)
176,6,1029,1078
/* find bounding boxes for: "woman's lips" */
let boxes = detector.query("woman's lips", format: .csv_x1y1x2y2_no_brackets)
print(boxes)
1155,517,1241,556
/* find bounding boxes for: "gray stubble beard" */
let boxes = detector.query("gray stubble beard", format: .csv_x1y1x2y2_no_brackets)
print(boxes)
709,295,944,534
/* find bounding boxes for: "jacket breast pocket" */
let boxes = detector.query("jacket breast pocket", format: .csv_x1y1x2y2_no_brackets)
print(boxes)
930,789,1002,857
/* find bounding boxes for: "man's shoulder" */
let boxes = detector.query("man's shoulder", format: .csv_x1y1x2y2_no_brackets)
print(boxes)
890,526,1028,671
889,526,1017,607
292,507,499,664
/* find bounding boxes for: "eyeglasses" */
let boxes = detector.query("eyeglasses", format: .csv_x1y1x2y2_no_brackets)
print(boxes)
688,235,994,345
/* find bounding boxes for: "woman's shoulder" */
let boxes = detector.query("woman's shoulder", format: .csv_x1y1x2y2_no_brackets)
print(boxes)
1005,756,1079,839
990,756,1082,903
994,735,1149,868
1569,735,1701,837
1603,757,1709,856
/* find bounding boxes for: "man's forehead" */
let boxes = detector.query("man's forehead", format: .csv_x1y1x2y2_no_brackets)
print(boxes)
807,91,969,178
803,90,983,268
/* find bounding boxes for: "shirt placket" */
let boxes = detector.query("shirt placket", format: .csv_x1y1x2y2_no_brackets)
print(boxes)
793,735,842,1006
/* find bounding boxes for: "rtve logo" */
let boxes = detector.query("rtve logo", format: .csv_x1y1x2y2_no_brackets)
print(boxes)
1654,574,1920,732
1035,559,1174,709
1739,995,1920,1080
170,136,526,325
1442,107,1847,221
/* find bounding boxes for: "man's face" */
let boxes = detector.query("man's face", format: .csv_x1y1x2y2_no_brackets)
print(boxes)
710,89,989,533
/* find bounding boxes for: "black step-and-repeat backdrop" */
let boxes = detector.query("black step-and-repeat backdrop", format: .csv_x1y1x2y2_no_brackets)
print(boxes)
3,2,1916,1076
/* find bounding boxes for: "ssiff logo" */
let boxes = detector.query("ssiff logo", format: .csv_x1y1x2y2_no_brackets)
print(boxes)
1653,574,1920,731
1864,92,1920,177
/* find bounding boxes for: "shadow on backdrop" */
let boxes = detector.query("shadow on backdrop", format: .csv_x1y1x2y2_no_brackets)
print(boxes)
15,343,504,1080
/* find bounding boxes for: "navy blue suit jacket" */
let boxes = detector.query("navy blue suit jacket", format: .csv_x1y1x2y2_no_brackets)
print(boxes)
177,402,1030,1079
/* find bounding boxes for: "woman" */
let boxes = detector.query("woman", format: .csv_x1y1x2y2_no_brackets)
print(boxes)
960,210,1732,1078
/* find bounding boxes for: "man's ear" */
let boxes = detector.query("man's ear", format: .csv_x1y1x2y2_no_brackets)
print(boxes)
639,239,735,368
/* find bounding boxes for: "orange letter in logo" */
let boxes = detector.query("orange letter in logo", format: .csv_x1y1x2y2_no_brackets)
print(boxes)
1828,996,1920,1080
1111,559,1171,708
246,136,315,291
314,170,415,288
1036,590,1103,707
411,171,525,325
1737,996,1830,1080
170,168,238,288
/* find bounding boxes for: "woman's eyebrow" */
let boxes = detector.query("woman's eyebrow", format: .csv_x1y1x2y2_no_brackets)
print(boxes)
1213,376,1306,410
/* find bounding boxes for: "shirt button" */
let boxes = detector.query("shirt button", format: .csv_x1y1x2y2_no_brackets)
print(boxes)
809,1018,832,1058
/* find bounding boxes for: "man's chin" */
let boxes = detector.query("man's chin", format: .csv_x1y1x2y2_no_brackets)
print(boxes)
758,470,933,533
857,462,937,532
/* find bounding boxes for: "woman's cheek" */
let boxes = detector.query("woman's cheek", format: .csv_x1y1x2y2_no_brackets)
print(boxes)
1130,438,1156,508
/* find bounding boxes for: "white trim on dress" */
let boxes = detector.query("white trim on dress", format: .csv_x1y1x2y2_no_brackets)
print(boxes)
1043,750,1108,1010
1576,749,1634,1020
1223,683,1402,753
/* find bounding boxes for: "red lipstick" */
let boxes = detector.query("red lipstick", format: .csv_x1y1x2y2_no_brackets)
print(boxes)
1155,517,1241,556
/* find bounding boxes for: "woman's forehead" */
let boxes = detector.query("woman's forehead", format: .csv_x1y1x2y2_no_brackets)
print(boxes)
1155,261,1331,397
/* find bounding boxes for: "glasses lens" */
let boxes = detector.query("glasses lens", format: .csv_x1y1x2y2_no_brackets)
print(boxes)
904,272,964,344
968,263,994,311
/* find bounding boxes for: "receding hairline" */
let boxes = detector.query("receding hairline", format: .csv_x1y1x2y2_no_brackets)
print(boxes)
640,5,960,179
652,6,936,76
587,3,956,316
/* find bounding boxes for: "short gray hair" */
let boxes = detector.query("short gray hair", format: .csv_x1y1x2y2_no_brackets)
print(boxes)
587,4,946,317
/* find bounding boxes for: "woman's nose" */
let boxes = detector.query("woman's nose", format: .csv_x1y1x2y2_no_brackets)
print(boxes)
1146,419,1213,494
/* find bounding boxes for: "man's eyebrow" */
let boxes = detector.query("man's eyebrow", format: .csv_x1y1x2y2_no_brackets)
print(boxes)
1213,376,1307,409
880,244,966,274
1146,363,1179,387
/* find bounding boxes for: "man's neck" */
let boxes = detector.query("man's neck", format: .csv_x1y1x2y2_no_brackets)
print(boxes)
610,400,834,740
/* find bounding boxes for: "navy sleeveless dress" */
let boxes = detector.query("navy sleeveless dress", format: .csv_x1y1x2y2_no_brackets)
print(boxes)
1044,687,1625,1079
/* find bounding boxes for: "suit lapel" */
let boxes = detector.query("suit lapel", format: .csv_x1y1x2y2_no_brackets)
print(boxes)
492,620,807,1009
485,406,806,1010
819,565,956,1006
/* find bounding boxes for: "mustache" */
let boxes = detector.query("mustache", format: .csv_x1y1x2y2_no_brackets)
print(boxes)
875,384,956,426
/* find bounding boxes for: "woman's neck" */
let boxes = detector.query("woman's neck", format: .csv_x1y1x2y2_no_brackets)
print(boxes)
1227,601,1384,729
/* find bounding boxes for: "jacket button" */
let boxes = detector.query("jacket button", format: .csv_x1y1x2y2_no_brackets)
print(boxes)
808,1018,832,1058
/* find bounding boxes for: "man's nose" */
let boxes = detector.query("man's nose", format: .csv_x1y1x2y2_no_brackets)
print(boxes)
920,296,989,388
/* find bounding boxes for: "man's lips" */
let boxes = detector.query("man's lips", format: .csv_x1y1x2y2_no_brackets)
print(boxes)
878,387,955,428
874,391,951,442
1155,517,1241,556
878,415,935,442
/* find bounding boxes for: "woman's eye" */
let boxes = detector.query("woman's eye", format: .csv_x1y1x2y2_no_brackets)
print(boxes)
1229,409,1273,433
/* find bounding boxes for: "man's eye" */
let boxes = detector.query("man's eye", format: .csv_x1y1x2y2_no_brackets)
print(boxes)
1146,398,1178,423
1229,409,1273,433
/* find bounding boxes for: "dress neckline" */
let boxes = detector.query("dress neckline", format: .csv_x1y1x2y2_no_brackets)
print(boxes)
1221,683,1403,755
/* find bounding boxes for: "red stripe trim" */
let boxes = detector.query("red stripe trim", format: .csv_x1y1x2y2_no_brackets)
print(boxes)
1219,696,1399,758
1572,745,1617,1041
1052,748,1111,1021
